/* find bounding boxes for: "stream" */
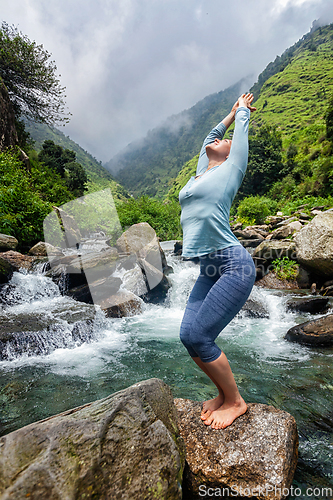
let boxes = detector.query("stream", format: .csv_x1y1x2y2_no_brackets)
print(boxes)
0,248,332,499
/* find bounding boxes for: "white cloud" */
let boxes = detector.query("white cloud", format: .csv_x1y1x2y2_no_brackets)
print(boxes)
2,0,333,162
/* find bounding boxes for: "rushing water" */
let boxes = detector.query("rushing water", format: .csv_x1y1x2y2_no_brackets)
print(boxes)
0,249,332,499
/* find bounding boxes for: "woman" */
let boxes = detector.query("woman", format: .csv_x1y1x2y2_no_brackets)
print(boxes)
179,93,256,430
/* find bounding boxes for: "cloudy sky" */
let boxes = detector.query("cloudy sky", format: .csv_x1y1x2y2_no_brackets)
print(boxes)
2,0,333,163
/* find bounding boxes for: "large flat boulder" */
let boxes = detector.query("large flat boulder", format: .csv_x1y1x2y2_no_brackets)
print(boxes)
285,314,333,347
0,379,185,500
294,212,333,278
174,399,298,500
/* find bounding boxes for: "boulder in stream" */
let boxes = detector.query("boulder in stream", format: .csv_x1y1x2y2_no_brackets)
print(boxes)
0,257,14,284
285,314,333,347
294,211,333,278
0,233,18,251
0,378,185,500
252,240,296,261
286,297,329,314
174,398,298,500
0,301,99,360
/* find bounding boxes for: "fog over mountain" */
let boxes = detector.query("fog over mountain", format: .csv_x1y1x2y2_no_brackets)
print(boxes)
2,0,333,161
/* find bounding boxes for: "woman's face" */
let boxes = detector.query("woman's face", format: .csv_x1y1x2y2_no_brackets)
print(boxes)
206,138,232,160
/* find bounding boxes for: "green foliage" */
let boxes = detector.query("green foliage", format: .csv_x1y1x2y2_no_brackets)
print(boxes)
25,120,130,202
0,149,53,248
38,140,88,196
239,124,284,198
272,257,298,281
278,195,333,216
116,196,182,241
325,94,333,141
0,22,69,125
109,81,245,198
236,196,278,226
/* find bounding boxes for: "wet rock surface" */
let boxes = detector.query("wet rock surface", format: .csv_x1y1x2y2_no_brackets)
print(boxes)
0,301,98,360
255,271,300,289
285,314,333,347
0,251,37,271
174,398,298,500
0,379,185,500
286,297,329,314
240,298,270,318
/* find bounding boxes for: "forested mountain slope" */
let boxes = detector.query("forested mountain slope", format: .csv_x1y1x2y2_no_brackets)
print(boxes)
25,121,130,201
167,22,333,203
106,81,249,198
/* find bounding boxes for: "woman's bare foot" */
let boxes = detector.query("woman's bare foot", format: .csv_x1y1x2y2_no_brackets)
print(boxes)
201,393,224,421
203,397,247,429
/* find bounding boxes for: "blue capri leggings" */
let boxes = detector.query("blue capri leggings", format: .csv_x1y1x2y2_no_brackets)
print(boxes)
179,244,256,363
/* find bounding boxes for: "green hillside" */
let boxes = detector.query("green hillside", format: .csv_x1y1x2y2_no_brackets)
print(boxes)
107,80,249,198
25,121,130,202
167,23,333,203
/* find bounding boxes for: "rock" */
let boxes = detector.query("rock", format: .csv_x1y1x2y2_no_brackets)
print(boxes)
52,206,82,248
256,271,300,289
276,217,297,227
310,283,317,295
296,265,312,289
0,379,185,499
67,276,123,304
320,285,333,296
116,222,167,289
174,241,183,255
245,224,270,236
294,212,333,278
252,240,296,262
0,250,37,271
0,301,98,360
240,238,264,248
29,241,62,256
0,257,14,284
285,314,333,347
0,233,18,251
240,298,270,318
286,297,329,314
100,290,143,318
174,398,298,500
298,212,310,220
46,248,119,293
266,221,302,240
0,78,18,150
311,209,323,216
233,229,264,240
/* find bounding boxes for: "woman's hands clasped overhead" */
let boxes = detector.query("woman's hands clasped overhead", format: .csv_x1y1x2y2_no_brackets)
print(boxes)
232,93,256,114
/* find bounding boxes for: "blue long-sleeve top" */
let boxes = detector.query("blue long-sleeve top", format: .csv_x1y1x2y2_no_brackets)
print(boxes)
179,107,250,257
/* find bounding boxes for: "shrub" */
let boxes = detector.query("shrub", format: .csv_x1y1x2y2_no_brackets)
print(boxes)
116,195,182,241
0,149,53,248
272,257,298,281
236,196,278,226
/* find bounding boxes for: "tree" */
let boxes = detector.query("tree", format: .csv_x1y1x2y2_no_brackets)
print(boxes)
238,124,284,198
38,140,88,196
64,161,88,197
0,22,70,125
